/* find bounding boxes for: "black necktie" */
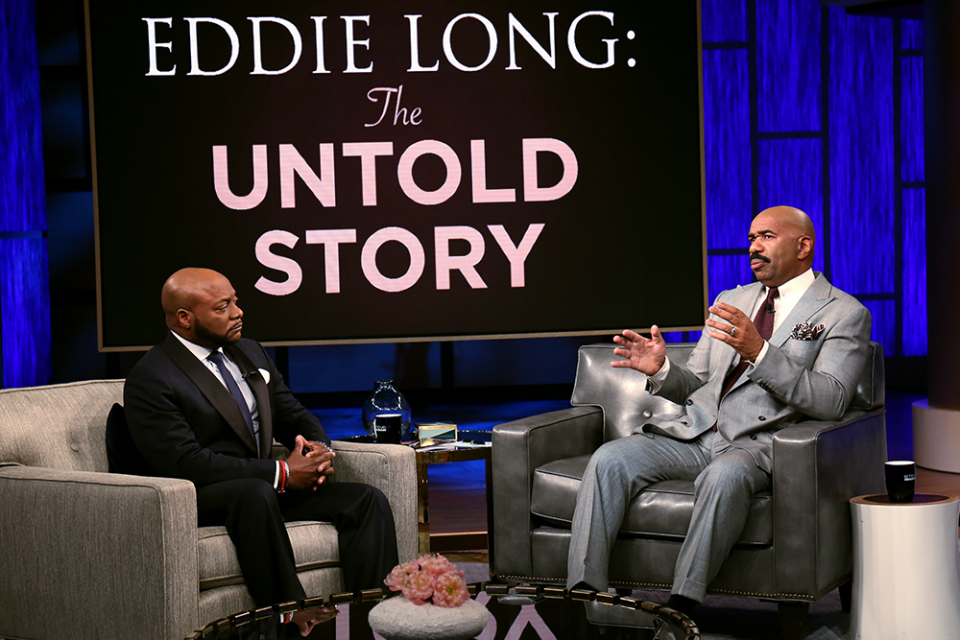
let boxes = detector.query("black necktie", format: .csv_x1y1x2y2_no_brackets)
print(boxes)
207,351,258,451
719,286,780,399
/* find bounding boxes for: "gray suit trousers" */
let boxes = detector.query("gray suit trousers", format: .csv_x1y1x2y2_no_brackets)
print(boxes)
566,431,771,601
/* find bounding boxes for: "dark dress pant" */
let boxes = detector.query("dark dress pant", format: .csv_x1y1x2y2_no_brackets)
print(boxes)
196,478,399,606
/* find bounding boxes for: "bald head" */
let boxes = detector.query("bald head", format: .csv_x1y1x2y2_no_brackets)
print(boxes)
162,268,244,348
759,206,815,242
748,206,816,287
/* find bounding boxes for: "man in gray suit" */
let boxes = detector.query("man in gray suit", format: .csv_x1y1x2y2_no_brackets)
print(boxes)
566,206,872,613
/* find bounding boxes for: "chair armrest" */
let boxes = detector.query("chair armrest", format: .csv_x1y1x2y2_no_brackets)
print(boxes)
771,409,887,597
491,406,604,577
329,441,418,563
0,464,198,640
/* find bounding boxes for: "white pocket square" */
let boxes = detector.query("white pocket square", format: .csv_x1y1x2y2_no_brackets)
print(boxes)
257,368,271,384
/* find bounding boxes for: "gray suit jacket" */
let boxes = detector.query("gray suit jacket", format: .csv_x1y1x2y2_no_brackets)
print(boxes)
640,272,871,473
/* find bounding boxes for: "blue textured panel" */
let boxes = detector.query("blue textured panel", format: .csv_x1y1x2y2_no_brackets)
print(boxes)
900,19,922,50
0,1,46,233
828,9,894,295
902,189,926,356
708,254,754,304
757,0,821,132
704,49,752,249
1,0,51,387
757,138,825,273
702,0,747,43
861,299,895,353
901,55,924,183
1,239,52,387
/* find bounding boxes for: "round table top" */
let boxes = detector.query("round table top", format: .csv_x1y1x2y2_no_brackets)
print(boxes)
851,493,958,506
341,430,493,463
187,583,700,640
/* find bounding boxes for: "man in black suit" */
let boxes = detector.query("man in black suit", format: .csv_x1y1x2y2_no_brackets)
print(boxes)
123,267,398,606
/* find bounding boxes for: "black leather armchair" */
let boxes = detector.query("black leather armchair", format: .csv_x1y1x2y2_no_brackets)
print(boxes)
492,342,886,636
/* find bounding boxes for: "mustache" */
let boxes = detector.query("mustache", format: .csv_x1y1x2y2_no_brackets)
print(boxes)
749,252,770,264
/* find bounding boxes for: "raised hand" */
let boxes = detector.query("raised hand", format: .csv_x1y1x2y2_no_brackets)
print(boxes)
612,326,667,374
705,302,764,362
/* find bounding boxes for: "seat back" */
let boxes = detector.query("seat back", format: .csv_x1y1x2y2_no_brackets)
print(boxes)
0,379,123,472
571,341,885,442
571,343,693,441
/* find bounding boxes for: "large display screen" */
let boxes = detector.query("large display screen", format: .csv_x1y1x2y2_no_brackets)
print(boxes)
87,1,706,349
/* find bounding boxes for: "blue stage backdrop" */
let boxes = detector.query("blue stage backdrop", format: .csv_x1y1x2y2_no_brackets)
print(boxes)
0,0,52,388
658,0,925,363
2,0,928,389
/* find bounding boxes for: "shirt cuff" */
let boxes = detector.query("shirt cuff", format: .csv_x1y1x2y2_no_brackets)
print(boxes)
274,461,282,490
751,341,770,367
646,357,671,392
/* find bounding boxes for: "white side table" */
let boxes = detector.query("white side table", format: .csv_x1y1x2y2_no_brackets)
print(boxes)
850,494,960,639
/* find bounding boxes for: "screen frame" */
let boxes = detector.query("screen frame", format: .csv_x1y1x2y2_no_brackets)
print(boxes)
85,0,708,351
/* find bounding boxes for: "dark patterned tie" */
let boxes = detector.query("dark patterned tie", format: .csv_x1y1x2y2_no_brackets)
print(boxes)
207,351,258,452
719,286,780,399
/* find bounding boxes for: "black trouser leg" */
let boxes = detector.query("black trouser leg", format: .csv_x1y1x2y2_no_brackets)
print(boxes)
281,482,399,592
197,478,306,606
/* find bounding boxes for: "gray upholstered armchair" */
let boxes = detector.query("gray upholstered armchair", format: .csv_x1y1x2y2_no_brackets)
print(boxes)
492,342,886,636
0,380,418,640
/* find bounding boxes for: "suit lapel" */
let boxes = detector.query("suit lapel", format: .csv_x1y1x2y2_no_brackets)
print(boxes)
225,343,273,457
769,272,833,348
161,333,260,455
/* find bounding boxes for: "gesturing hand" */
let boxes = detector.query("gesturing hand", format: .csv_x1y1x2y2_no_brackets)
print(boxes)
705,302,764,362
287,435,335,491
612,326,667,375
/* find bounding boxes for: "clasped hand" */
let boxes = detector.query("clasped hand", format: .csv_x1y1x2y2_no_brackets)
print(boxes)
287,435,335,491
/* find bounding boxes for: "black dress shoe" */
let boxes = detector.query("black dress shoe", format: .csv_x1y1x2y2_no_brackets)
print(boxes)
665,594,699,615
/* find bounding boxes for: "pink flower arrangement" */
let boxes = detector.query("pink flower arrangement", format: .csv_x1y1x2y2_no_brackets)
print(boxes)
383,554,469,608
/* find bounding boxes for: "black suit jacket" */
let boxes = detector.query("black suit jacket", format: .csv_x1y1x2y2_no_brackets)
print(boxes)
123,332,329,488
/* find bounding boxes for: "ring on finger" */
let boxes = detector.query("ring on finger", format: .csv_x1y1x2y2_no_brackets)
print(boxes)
729,327,737,337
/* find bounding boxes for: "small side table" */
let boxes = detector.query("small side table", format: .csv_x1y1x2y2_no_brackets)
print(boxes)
414,431,493,563
342,432,494,563
850,493,960,639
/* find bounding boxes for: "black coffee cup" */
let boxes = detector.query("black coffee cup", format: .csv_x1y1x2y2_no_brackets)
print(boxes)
374,414,403,444
884,460,916,503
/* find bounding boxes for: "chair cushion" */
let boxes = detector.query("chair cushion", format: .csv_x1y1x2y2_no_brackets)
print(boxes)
198,521,341,591
530,455,773,545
